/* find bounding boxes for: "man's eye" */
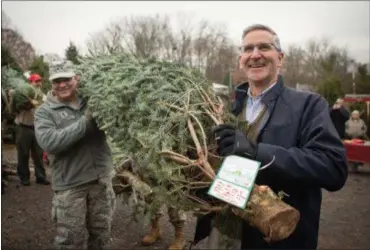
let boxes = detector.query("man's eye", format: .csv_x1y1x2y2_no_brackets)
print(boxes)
242,45,254,52
258,43,272,51
241,44,273,53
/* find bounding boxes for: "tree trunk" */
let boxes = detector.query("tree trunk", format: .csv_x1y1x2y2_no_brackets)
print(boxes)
113,170,300,242
231,185,300,242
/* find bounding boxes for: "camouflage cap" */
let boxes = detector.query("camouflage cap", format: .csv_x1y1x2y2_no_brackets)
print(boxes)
49,60,76,81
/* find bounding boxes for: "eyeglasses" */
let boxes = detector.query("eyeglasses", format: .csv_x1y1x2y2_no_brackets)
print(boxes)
52,77,72,84
239,43,277,54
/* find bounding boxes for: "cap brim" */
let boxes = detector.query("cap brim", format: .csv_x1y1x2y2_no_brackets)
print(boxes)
49,72,75,81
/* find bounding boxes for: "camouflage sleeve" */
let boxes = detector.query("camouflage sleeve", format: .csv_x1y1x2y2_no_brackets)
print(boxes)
34,105,89,155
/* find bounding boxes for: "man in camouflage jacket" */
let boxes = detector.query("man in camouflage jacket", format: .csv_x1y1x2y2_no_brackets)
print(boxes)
34,60,116,249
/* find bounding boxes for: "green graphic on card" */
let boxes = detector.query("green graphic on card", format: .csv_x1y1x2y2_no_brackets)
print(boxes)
208,155,261,209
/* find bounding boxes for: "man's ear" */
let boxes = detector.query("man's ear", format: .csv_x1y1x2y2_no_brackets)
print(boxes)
73,75,80,88
278,52,285,67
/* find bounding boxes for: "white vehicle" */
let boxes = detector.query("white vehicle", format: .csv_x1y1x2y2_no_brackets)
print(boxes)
212,82,229,95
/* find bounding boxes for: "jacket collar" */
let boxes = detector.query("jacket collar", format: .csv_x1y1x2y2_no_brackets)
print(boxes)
47,92,87,110
232,74,285,115
235,75,284,103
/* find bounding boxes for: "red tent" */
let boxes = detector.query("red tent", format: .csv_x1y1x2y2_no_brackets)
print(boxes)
343,94,370,103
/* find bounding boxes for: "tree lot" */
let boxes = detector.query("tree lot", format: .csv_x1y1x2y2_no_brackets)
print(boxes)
2,12,369,108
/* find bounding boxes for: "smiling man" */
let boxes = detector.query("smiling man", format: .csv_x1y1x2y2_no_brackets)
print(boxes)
193,24,348,249
34,60,115,249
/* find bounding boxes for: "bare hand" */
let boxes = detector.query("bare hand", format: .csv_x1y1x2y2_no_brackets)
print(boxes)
333,104,340,109
27,97,40,107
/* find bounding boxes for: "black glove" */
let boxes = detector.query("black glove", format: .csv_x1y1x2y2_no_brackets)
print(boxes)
84,107,100,133
84,106,93,121
212,124,257,158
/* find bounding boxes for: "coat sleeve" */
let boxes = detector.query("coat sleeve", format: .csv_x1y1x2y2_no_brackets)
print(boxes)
34,106,90,155
339,107,350,121
345,120,350,135
256,95,348,192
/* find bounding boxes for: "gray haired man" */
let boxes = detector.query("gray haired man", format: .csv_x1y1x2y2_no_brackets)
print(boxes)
193,24,347,249
34,60,116,249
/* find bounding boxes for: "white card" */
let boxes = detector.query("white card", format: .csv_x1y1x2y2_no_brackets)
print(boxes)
208,155,261,209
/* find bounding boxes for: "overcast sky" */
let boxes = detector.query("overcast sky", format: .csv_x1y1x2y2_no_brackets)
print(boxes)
2,1,370,63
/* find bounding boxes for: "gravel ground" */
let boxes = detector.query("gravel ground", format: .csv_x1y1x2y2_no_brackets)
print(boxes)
2,144,370,249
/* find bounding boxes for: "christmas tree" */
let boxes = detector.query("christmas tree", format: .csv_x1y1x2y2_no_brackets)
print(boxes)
75,54,300,242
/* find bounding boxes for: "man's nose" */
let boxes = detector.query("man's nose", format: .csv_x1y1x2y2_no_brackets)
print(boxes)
58,82,67,88
250,48,262,59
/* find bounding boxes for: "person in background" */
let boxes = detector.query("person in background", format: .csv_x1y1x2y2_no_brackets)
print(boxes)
345,110,368,140
193,24,348,249
330,98,350,139
34,60,116,249
345,110,368,171
28,74,49,166
141,191,186,250
28,73,47,102
10,73,50,186
2,90,10,194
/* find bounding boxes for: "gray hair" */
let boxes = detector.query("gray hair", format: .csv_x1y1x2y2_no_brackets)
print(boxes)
241,24,282,52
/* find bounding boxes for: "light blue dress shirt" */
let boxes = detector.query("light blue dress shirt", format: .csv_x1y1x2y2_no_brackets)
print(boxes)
245,82,276,123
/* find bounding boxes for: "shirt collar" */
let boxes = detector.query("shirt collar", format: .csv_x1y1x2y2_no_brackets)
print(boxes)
247,82,277,99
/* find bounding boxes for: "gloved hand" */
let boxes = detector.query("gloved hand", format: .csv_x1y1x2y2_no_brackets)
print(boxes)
84,107,100,133
212,124,258,158
85,106,93,121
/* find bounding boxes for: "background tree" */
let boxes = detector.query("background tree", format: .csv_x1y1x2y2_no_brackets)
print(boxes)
354,63,370,94
43,53,62,64
316,75,344,106
65,41,81,64
1,10,12,29
84,13,239,84
1,45,23,73
1,28,36,71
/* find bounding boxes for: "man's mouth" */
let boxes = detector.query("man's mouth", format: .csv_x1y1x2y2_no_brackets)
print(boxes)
248,62,266,68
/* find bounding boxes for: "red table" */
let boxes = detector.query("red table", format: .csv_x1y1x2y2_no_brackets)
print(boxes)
344,143,370,164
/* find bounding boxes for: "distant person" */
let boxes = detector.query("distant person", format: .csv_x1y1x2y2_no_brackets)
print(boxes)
2,90,9,194
330,98,350,139
9,73,50,186
345,110,368,171
345,110,368,140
